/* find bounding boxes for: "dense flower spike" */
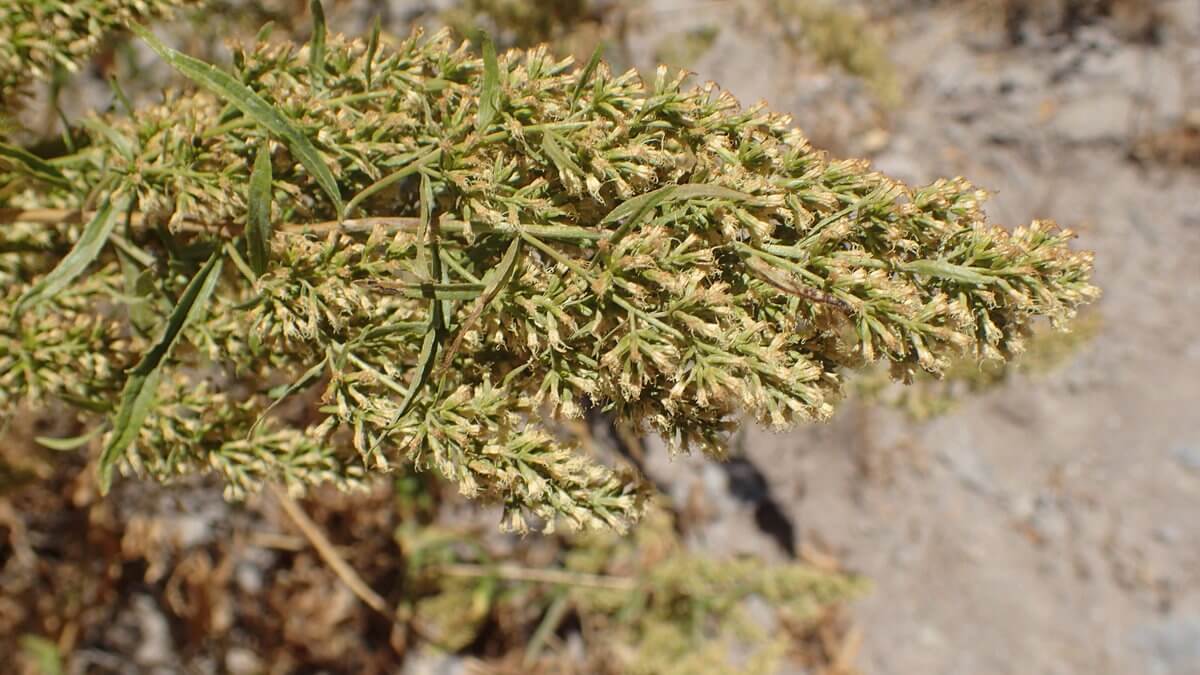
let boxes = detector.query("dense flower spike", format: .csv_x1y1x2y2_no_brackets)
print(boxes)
0,27,1098,531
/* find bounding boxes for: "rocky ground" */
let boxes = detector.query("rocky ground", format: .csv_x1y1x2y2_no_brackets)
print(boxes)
632,1,1200,673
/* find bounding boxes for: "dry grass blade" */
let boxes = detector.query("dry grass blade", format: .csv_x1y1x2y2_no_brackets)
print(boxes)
267,483,393,617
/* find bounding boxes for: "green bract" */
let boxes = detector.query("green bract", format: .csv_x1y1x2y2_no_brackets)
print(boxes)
0,27,1098,533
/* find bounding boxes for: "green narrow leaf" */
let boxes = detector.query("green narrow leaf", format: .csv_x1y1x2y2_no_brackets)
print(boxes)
98,251,225,493
438,236,522,373
571,44,604,107
133,26,344,220
601,183,753,226
399,282,486,301
416,171,433,275
35,426,104,451
368,172,447,454
14,195,125,317
476,34,500,133
255,20,276,41
901,260,994,286
223,240,257,284
423,174,453,333
395,325,438,421
117,246,158,335
308,0,327,85
437,249,454,333
248,353,329,438
19,635,63,675
0,142,70,189
541,131,583,178
107,76,135,117
246,144,274,276
81,117,133,161
366,16,381,90
602,183,756,255
345,146,441,217
602,185,677,254
525,591,569,666
98,369,162,493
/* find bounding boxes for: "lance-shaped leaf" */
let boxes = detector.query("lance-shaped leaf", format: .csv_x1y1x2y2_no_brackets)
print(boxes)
248,352,330,438
98,251,225,493
477,35,500,133
246,144,274,276
601,183,756,258
437,236,523,375
308,0,327,85
365,16,381,90
541,131,583,182
0,142,70,189
900,259,996,286
601,183,755,228
394,325,439,421
13,194,126,317
36,426,104,452
81,117,133,160
346,146,441,217
571,44,604,108
375,281,486,301
132,25,344,220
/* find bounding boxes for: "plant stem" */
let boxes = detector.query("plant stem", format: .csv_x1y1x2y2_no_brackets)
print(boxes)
438,562,637,591
268,483,395,617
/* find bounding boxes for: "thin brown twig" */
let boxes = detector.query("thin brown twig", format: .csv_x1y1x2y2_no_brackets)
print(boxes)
0,207,95,225
438,562,638,591
267,483,393,617
745,256,853,312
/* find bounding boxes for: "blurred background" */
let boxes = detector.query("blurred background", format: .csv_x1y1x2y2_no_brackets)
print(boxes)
3,1,1199,673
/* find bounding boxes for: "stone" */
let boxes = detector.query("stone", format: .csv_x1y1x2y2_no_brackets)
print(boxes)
1170,445,1200,472
1051,94,1137,144
1136,615,1200,675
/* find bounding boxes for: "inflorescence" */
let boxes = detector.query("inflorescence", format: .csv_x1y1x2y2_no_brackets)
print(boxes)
0,25,1098,532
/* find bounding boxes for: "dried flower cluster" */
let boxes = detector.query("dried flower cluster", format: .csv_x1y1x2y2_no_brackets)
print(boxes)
0,0,195,114
0,22,1098,533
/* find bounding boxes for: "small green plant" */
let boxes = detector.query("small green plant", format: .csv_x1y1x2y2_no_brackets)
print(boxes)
403,505,866,673
654,26,720,71
437,0,621,62
767,0,900,107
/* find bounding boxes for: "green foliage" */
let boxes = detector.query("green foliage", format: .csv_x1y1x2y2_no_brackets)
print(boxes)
768,0,900,106
19,635,64,675
441,0,598,48
404,506,867,674
654,26,721,71
0,24,1097,534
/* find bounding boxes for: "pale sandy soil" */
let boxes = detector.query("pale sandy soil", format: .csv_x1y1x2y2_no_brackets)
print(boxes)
632,2,1200,673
